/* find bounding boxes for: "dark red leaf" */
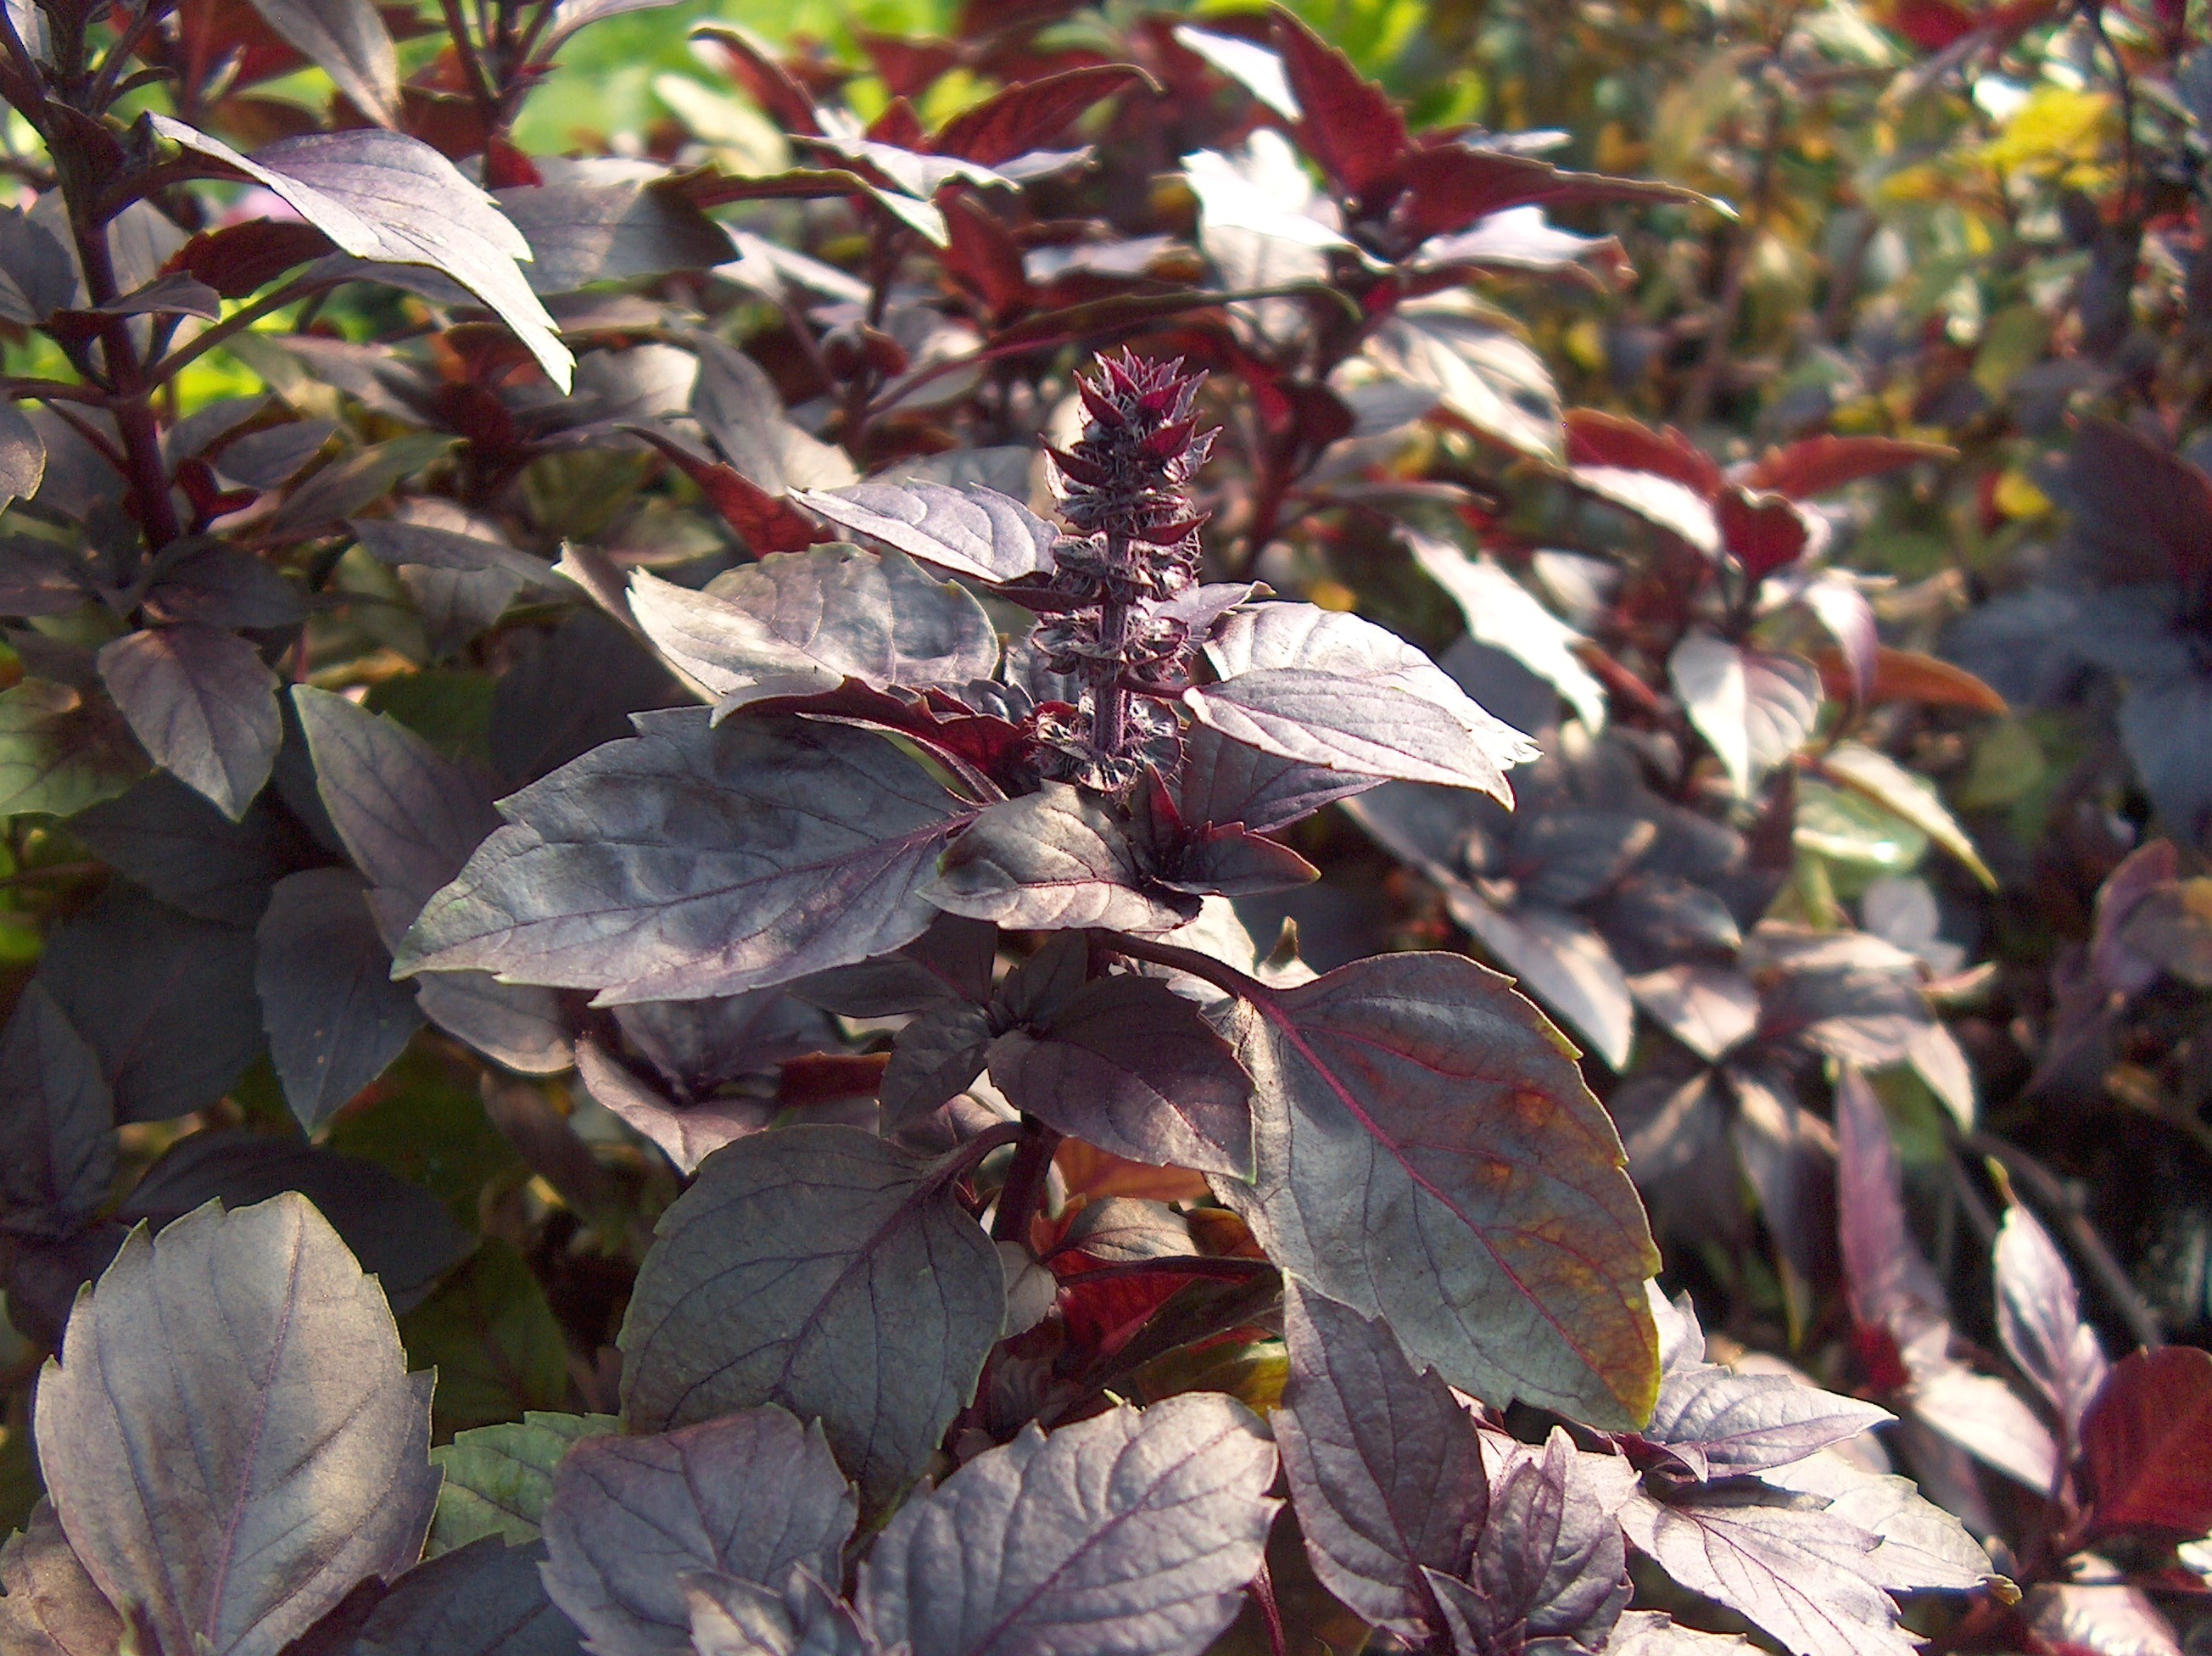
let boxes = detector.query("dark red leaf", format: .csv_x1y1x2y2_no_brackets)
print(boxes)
692,26,824,136
868,94,930,148
854,27,961,98
2081,1346,2212,1541
1810,646,2008,713
1884,0,1978,50
1565,410,1723,497
1717,486,1812,581
1742,436,1952,499
164,220,335,299
939,193,1031,320
1393,143,1712,242
1266,4,1409,198
2064,417,2212,590
931,64,1152,165
628,428,824,554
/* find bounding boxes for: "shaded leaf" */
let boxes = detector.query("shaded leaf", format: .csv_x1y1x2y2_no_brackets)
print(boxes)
314,1536,580,1656
0,399,47,508
256,868,425,1133
399,1236,570,1438
399,712,977,1004
36,883,261,1122
1276,1283,1486,1639
618,1125,1003,1506
1214,950,1660,1427
855,1395,1279,1656
1266,5,1408,193
36,1193,438,1656
690,337,857,495
574,1035,774,1174
0,1502,123,1656
540,1407,855,1656
987,972,1254,1176
0,679,147,818
431,1413,617,1553
792,481,1059,584
0,983,114,1242
97,625,279,821
243,0,399,127
497,180,735,295
1190,604,1539,800
1176,724,1382,836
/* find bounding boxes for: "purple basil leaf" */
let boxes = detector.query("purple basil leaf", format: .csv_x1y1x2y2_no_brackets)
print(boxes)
254,868,426,1133
36,1193,438,1656
1061,1196,1195,1262
0,397,47,507
494,178,735,296
398,711,978,1004
2079,1346,2212,1541
628,548,996,716
215,419,338,491
490,611,680,789
1449,892,1635,1071
539,0,679,54
1667,633,1821,799
880,1001,994,1131
789,914,998,1017
0,534,87,617
574,1035,774,1175
310,1537,579,1656
1608,1062,1729,1187
1408,534,1607,731
1276,1282,1487,1639
924,785,1198,932
1215,951,1661,1428
0,1502,124,1656
1725,1060,1838,1291
349,507,567,591
683,1567,863,1656
1628,966,1758,1063
2020,1585,2183,1656
1638,1287,1891,1478
150,118,572,390
142,542,307,630
2117,669,2212,849
688,337,856,494
1512,810,1655,909
986,972,1254,1176
35,883,261,1123
1757,1449,1991,1594
0,983,113,1242
1176,724,1382,835
614,991,830,1099
240,0,399,127
115,1129,472,1313
291,684,503,908
617,1124,1003,1506
1362,298,1564,462
96,624,280,821
792,481,1059,584
1993,1203,2109,1438
1605,1612,1756,1653
1160,824,1318,897
1757,960,1929,1068
1457,1428,1635,1650
2063,417,2212,590
854,1395,1279,1656
1189,604,1539,800
539,1407,855,1656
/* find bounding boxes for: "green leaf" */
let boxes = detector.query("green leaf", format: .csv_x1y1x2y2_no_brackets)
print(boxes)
1817,744,1996,890
400,1237,572,1437
0,680,145,819
428,1411,617,1554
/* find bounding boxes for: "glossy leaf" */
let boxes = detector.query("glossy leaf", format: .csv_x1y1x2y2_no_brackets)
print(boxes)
1363,298,1563,462
1176,724,1381,835
855,1394,1279,1656
1817,744,1993,889
1276,1283,1486,1638
1743,437,1951,499
932,65,1151,164
399,712,977,1003
925,785,1197,932
617,1125,1003,1505
1190,604,1539,800
36,1193,438,1656
1668,634,1821,799
540,1407,856,1656
792,481,1059,583
1993,1204,2109,1438
628,546,996,715
151,118,572,389
97,625,280,821
1451,894,1636,1071
1265,5,1409,193
497,179,735,295
1215,950,1661,1428
987,972,1254,1176
1409,534,1606,730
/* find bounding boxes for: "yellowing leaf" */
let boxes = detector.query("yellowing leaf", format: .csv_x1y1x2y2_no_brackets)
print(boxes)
1976,87,2113,176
